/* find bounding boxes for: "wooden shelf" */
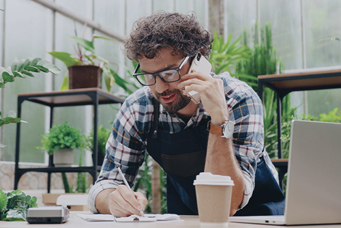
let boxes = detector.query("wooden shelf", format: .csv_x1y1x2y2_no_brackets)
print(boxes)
258,69,341,96
18,88,124,107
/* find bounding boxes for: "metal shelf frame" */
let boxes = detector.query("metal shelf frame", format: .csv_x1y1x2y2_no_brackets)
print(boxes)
258,69,341,188
14,88,124,192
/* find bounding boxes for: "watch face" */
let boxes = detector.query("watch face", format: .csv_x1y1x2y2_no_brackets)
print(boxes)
223,121,234,138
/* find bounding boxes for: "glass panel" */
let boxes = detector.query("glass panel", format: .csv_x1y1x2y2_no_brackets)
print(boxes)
175,0,193,14
259,0,303,71
194,0,207,28
153,0,174,12
93,0,125,139
53,0,93,165
224,0,256,42
126,0,152,32
304,0,341,68
0,0,4,159
307,89,341,117
2,0,53,162
304,0,341,117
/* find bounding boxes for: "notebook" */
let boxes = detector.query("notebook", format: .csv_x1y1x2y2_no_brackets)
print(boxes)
230,120,341,225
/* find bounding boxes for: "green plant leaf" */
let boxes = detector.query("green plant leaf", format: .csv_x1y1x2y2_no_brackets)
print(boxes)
0,117,21,126
0,190,7,212
21,70,34,77
31,57,41,66
36,59,61,74
26,65,40,72
48,51,77,67
70,36,95,53
22,59,31,70
13,71,24,78
2,71,14,82
60,75,69,91
93,35,116,42
35,65,49,73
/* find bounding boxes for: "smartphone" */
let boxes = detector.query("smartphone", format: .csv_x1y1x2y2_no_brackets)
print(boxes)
26,206,70,224
187,53,212,104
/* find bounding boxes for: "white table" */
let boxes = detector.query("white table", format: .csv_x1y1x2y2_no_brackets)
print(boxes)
1,212,341,228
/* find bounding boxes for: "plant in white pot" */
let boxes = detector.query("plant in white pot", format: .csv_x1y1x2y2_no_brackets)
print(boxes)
39,122,86,167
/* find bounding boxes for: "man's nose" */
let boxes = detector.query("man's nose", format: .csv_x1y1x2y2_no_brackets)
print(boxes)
154,76,169,94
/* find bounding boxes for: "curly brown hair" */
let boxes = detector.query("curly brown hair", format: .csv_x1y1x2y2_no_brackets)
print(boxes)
124,11,213,62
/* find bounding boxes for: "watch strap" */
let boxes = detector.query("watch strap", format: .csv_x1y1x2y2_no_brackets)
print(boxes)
207,121,223,136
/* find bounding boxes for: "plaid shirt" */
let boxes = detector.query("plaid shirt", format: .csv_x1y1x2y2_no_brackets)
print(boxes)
88,72,278,213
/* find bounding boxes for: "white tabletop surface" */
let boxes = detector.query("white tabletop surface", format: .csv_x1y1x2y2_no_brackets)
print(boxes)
1,211,341,228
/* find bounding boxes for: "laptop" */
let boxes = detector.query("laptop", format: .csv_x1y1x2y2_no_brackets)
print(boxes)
230,120,341,225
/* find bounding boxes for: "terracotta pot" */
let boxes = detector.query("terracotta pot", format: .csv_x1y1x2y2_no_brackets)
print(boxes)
53,148,74,167
68,65,102,89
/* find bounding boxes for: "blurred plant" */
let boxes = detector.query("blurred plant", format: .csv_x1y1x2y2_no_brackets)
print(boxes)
62,151,89,193
0,58,60,147
209,30,251,76
0,58,60,89
86,125,111,155
0,189,37,221
234,21,294,158
319,107,341,122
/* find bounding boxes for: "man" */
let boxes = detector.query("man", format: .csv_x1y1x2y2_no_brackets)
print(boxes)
88,12,284,217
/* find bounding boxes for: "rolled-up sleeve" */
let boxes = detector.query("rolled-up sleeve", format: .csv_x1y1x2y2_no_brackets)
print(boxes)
222,73,265,209
88,99,147,213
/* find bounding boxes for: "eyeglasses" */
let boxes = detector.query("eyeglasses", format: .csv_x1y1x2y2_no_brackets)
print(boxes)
133,56,189,86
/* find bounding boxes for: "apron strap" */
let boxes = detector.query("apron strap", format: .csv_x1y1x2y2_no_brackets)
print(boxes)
152,98,160,138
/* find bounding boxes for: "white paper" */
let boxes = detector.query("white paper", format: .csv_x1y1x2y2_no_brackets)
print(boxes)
78,213,180,222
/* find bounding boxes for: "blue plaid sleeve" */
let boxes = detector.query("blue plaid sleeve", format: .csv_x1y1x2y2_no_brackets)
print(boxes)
220,73,267,209
88,89,153,213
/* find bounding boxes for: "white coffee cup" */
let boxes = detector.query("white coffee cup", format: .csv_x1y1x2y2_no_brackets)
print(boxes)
194,172,234,226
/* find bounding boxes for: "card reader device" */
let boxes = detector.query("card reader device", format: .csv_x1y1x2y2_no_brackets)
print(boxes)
26,206,70,224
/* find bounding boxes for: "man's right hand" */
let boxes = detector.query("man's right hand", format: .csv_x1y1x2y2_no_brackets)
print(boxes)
95,187,148,217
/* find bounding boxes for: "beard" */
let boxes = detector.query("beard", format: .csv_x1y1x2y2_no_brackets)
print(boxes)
155,89,191,113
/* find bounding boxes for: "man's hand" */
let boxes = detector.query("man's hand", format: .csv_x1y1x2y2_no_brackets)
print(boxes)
96,187,148,217
178,70,229,125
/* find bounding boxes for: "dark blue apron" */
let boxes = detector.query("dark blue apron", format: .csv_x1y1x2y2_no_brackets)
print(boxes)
146,99,285,215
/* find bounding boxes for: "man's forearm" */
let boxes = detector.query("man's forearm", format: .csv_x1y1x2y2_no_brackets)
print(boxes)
204,133,245,215
95,188,116,214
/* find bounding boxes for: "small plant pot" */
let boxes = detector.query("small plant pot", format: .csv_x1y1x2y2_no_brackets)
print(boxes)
53,148,74,167
68,65,102,89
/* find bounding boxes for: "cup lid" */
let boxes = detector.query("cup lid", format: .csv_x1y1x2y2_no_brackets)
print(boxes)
193,172,234,186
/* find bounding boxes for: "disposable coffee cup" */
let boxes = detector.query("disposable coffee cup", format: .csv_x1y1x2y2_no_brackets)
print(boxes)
194,172,234,227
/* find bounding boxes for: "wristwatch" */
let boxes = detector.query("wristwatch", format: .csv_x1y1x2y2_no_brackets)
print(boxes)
208,120,234,138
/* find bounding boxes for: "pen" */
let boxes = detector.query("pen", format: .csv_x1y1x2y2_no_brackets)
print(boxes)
117,166,144,216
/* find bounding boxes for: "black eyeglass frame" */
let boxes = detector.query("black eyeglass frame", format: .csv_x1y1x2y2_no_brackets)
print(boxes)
133,56,190,86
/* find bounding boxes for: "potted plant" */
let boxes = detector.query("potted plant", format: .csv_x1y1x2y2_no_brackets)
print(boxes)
49,35,136,93
39,122,86,167
0,189,37,221
86,125,111,166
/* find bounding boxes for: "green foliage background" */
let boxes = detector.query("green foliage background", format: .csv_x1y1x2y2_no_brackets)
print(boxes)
0,190,37,221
